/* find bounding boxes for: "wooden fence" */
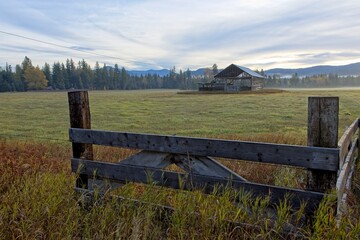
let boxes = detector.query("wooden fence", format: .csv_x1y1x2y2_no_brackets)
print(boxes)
68,91,359,218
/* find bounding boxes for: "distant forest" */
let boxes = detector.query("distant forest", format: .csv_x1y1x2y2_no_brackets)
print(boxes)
0,57,200,92
1,56,360,92
266,73,360,88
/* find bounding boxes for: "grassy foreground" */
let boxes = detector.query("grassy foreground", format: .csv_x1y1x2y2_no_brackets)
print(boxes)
1,89,360,238
0,140,359,239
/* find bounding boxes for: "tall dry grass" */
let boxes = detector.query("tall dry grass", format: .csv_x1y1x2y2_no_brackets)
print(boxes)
1,139,360,239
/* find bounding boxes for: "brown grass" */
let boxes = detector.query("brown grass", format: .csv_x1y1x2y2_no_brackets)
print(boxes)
1,138,360,239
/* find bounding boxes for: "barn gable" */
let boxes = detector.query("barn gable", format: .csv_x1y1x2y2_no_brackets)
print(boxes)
214,64,264,79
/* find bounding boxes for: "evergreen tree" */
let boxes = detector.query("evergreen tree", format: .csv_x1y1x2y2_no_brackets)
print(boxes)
185,68,191,89
52,62,65,89
121,67,128,89
113,64,121,89
108,66,115,90
94,62,101,89
61,63,69,89
42,63,52,88
101,63,108,90
14,65,25,91
21,56,32,72
66,59,78,89
0,65,13,92
212,64,218,75
0,69,4,92
79,59,92,89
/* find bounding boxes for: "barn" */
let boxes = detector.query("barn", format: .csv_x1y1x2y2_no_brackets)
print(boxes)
199,64,265,92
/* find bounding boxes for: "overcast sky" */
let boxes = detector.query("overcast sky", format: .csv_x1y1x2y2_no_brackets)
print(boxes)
1,0,360,70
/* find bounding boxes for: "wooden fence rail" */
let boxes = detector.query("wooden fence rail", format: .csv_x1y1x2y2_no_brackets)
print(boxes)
69,128,339,171
68,91,359,221
336,118,359,216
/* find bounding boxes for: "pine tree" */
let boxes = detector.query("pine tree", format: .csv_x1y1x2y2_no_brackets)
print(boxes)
52,62,65,89
61,63,69,89
0,65,13,92
185,68,191,89
121,67,127,89
101,63,108,90
113,64,121,89
212,64,219,75
14,65,25,91
42,63,52,88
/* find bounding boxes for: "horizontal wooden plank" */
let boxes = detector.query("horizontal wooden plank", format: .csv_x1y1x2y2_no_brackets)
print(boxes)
338,118,359,167
69,128,339,171
336,138,358,206
72,158,326,213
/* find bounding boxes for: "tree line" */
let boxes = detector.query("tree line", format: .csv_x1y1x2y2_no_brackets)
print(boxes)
2,57,360,92
265,73,360,88
0,57,202,92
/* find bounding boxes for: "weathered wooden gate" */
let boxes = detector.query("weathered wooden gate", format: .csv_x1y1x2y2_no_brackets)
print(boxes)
68,91,358,218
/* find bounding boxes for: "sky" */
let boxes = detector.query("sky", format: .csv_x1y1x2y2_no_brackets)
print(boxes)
0,0,360,71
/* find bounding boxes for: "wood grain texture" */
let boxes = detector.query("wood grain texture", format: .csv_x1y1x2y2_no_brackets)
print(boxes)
69,128,339,171
120,151,247,181
120,150,173,168
338,118,359,167
307,97,339,192
307,97,339,148
68,91,93,188
172,155,247,181
336,139,358,208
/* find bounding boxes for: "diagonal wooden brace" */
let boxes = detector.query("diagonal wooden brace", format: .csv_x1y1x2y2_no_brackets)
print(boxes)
119,150,247,182
90,151,173,191
171,154,247,182
91,150,247,191
119,150,173,168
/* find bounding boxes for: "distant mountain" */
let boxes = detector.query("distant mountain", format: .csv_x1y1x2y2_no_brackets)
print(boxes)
127,69,170,77
265,62,360,77
190,68,207,76
115,62,360,78
126,68,208,77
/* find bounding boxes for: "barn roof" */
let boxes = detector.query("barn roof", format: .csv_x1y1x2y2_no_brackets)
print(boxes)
214,64,264,79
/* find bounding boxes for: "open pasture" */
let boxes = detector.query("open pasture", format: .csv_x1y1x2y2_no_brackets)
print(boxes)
0,88,359,143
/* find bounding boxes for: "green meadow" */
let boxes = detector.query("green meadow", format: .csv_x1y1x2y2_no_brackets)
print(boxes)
0,89,359,142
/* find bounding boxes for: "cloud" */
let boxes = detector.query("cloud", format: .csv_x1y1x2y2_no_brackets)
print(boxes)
0,0,75,39
69,46,95,51
1,0,360,70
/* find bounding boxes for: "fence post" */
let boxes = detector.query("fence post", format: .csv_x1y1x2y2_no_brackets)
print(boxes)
307,97,338,192
68,91,93,189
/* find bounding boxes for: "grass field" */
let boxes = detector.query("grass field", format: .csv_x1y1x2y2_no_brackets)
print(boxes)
1,89,360,239
0,88,359,142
